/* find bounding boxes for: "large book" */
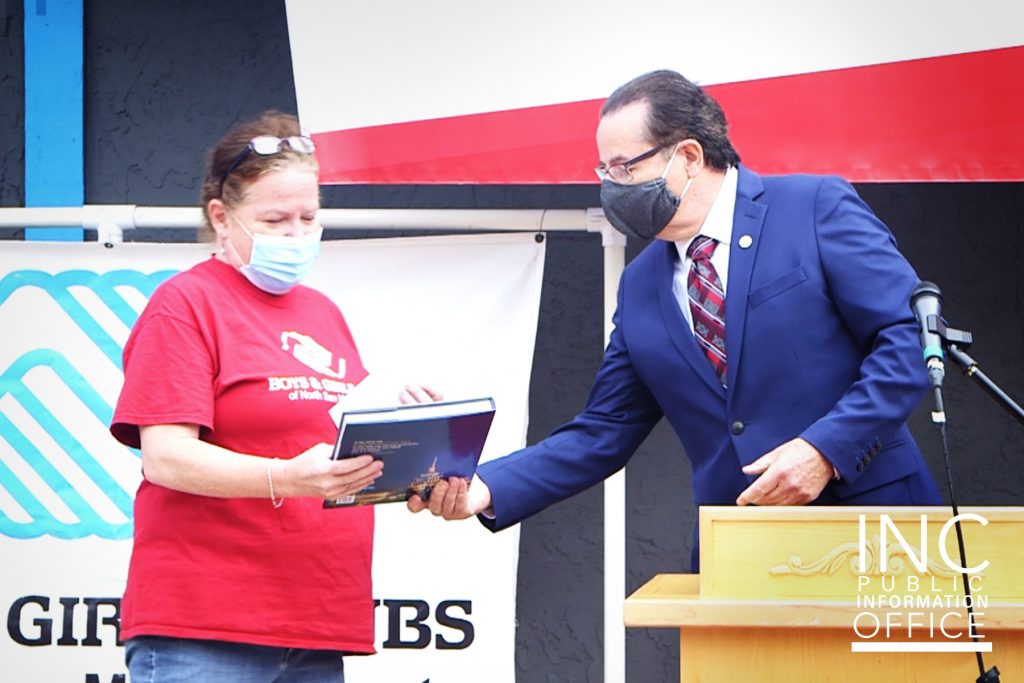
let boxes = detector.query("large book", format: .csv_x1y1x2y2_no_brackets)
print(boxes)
323,397,496,507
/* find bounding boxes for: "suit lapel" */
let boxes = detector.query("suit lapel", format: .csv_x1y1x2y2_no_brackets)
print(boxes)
724,166,767,395
655,240,726,397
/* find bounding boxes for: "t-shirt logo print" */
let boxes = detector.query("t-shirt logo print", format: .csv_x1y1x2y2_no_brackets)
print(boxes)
281,331,347,379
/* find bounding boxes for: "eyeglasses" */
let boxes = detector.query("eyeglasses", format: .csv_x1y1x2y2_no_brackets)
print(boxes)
594,143,670,184
219,135,317,195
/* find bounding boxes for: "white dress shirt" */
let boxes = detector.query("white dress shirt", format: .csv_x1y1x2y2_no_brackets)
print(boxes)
671,166,739,331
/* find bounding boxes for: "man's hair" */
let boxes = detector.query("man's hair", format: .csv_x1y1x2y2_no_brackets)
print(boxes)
601,70,740,171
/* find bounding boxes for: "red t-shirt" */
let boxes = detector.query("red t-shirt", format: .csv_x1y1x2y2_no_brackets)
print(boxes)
111,257,375,652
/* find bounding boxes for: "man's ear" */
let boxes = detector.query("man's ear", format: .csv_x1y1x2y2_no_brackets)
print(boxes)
677,139,705,177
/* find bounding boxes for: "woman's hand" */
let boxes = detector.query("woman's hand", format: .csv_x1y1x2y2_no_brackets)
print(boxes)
139,425,381,501
399,384,444,404
277,443,384,500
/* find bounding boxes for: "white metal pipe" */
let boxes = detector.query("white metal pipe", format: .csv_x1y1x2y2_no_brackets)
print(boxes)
131,206,203,228
0,207,86,227
318,208,589,231
589,211,628,683
0,205,592,232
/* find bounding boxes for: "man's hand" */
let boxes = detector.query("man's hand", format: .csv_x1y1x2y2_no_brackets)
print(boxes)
736,438,833,506
407,474,492,520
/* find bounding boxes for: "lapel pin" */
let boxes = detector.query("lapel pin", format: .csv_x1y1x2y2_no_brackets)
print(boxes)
738,234,753,249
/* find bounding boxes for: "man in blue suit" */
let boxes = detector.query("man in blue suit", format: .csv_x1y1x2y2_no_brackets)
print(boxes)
410,70,941,564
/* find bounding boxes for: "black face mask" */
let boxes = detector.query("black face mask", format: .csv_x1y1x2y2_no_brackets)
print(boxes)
600,176,691,241
599,145,693,240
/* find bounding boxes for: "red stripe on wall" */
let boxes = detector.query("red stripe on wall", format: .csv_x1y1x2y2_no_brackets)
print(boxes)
314,46,1024,184
717,46,1024,182
313,99,602,184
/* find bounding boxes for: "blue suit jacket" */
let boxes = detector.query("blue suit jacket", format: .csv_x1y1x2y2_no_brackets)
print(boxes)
479,166,941,552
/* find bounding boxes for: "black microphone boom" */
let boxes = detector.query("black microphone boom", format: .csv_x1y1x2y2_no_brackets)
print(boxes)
910,280,945,388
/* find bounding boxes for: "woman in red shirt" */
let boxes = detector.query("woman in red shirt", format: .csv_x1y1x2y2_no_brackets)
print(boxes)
111,111,438,682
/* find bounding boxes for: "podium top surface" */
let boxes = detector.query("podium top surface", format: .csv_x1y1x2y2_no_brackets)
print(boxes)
697,506,1024,601
624,573,1024,628
626,507,1024,629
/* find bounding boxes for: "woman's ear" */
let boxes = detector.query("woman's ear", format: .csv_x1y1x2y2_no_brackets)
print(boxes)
207,199,230,239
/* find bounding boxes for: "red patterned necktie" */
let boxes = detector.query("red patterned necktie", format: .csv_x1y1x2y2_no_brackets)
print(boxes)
687,235,727,385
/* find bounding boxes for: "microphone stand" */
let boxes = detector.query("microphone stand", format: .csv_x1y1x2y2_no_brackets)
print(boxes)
944,344,1024,427
925,315,1007,683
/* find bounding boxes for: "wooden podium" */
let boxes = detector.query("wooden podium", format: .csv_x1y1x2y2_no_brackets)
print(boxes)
624,507,1024,682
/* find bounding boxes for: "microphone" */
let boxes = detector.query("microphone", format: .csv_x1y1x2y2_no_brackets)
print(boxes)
910,281,945,388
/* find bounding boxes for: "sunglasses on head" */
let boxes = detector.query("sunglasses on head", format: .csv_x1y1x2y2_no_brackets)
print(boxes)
218,135,316,195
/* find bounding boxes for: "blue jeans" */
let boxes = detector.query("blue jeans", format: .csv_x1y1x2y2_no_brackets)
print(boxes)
125,636,346,683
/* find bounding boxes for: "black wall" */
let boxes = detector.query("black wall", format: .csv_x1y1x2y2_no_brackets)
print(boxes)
4,2,1023,681
1,3,24,209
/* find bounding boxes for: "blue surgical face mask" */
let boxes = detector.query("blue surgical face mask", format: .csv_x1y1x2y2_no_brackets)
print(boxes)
228,213,322,295
600,144,693,241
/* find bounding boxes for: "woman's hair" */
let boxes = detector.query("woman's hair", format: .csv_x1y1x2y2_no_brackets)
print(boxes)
198,110,319,241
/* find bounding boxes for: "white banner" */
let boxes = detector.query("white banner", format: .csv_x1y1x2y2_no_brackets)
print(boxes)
0,234,545,682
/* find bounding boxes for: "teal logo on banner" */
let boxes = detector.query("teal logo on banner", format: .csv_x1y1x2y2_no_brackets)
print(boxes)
0,269,176,540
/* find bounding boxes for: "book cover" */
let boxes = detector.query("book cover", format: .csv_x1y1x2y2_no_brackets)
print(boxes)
324,397,496,507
